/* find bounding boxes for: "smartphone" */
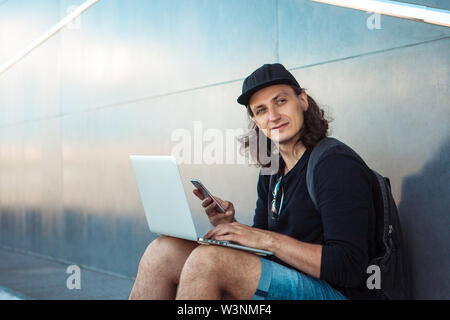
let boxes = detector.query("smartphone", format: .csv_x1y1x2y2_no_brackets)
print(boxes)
190,179,227,214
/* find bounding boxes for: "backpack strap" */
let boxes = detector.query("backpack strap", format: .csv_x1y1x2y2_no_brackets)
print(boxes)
372,169,393,255
306,137,343,210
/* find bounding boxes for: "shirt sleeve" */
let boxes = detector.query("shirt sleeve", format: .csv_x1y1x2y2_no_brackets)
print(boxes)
315,153,372,288
252,171,269,230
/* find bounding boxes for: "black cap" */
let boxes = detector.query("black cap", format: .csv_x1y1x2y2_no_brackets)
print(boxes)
237,63,301,106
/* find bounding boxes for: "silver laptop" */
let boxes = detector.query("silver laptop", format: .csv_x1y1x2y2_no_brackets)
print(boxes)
130,155,273,256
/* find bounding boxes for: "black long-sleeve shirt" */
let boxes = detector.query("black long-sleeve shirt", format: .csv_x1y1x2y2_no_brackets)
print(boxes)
252,146,379,300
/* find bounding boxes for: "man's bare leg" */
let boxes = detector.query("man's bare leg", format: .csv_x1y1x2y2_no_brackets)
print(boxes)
129,236,198,299
176,245,262,300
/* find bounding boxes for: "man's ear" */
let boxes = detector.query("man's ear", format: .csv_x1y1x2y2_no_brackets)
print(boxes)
300,91,309,111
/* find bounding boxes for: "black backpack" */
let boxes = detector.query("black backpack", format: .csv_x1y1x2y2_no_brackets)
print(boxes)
304,137,411,300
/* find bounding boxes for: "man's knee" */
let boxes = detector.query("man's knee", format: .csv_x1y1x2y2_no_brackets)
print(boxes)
179,245,262,299
181,245,260,281
138,236,195,271
181,245,223,276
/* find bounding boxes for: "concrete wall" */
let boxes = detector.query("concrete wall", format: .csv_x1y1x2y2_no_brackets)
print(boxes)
0,0,448,299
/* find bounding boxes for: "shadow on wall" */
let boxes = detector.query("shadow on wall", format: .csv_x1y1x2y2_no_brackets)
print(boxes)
398,135,450,300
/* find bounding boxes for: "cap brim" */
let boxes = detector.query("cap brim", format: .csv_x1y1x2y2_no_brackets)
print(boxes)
237,78,298,106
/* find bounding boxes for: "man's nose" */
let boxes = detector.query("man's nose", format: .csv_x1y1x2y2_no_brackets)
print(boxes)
268,107,281,122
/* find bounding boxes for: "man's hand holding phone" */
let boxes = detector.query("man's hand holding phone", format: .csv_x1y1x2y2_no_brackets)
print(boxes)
192,188,236,227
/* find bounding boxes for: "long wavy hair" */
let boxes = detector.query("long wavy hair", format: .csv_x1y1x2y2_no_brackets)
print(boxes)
237,85,331,173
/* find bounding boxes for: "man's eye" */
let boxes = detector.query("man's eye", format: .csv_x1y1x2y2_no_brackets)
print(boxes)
278,99,286,104
256,108,265,114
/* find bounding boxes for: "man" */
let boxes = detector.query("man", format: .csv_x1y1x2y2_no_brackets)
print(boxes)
129,63,377,300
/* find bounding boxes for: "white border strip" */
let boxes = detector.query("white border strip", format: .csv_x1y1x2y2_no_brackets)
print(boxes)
311,0,450,27
0,0,100,76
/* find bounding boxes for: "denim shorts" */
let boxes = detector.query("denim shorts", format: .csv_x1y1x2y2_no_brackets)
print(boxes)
252,257,347,300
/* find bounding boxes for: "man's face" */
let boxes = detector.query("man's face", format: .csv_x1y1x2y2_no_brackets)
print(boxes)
248,84,308,144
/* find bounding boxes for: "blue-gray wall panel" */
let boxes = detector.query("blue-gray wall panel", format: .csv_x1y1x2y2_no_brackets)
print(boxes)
0,33,61,126
59,0,278,114
0,0,62,62
278,0,450,69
